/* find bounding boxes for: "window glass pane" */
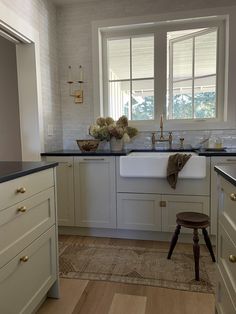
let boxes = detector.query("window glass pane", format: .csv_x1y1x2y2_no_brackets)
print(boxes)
195,31,217,77
131,79,154,120
173,38,193,81
172,80,192,119
109,81,130,120
108,39,130,80
194,75,216,118
132,36,154,79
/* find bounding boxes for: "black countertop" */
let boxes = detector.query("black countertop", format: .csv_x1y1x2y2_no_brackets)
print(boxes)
215,165,236,186
0,161,58,184
41,148,236,157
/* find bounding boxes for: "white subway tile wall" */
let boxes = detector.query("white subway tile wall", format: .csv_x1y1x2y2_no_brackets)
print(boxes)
0,0,63,152
1,0,236,151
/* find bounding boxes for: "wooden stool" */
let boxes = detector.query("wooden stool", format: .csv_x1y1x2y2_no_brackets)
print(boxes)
167,212,216,281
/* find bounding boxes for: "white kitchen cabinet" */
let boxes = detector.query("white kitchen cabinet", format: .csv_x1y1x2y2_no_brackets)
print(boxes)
0,167,59,314
216,175,236,313
74,156,116,228
211,156,236,235
46,157,75,226
161,195,210,233
117,193,161,231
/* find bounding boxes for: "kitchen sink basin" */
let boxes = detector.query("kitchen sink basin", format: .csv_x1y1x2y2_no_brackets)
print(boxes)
120,151,206,178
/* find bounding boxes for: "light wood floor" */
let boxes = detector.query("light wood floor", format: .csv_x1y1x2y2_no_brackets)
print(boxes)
38,278,215,314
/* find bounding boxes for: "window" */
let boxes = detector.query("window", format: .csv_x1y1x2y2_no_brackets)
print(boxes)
167,28,217,120
102,20,225,124
107,36,154,120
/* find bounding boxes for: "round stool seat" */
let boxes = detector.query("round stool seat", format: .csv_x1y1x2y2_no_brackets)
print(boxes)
176,212,210,229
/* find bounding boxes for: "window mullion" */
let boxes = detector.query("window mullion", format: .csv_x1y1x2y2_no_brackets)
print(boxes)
130,37,132,120
155,30,167,121
192,37,195,119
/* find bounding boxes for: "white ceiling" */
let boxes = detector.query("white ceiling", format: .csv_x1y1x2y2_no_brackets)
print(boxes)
51,0,98,5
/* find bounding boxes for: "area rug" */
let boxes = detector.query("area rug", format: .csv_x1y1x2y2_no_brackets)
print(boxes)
59,237,216,294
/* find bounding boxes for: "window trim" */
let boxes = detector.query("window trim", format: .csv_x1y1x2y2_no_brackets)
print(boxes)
92,10,231,131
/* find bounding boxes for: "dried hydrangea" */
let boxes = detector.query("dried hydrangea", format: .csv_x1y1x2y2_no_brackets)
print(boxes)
105,117,114,126
96,117,106,127
116,115,128,128
89,115,138,141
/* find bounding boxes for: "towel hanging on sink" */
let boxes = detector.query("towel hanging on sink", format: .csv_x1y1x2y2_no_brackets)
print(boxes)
167,153,191,189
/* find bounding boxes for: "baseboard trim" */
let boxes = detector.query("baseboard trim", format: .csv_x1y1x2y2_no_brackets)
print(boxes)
58,226,216,245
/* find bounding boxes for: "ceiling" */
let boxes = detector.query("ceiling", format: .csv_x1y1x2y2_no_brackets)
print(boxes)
51,0,98,5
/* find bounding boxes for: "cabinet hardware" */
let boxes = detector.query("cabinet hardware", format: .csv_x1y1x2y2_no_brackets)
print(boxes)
20,256,29,262
17,206,27,213
67,163,72,167
226,159,236,162
160,201,167,207
83,158,105,161
16,187,26,194
230,193,236,201
229,255,236,263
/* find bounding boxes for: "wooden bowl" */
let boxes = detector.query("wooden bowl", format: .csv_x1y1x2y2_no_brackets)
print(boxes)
76,139,100,152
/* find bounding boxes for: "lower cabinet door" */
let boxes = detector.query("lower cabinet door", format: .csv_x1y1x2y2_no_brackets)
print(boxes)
0,226,56,314
117,193,162,231
216,267,236,314
161,195,210,233
74,157,116,228
46,157,75,226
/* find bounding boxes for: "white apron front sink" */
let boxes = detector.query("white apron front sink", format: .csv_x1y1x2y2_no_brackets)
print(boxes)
120,152,206,179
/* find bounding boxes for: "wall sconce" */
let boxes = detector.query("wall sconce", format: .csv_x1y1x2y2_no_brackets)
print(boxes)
67,65,84,103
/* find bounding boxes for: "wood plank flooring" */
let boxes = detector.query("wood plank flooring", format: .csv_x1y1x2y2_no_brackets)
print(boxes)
38,278,215,314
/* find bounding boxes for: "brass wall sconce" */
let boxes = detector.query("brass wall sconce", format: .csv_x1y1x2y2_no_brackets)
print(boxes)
67,65,84,103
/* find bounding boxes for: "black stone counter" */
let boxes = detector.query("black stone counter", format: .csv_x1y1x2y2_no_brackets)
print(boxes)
41,148,236,157
215,165,236,186
41,150,129,156
0,161,58,184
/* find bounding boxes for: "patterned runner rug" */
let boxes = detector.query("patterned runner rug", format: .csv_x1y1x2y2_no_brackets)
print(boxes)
59,236,216,294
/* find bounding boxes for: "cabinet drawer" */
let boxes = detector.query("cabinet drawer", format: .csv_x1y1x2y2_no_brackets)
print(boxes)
216,267,236,314
0,169,54,211
0,188,55,269
220,177,236,231
117,193,161,231
0,226,56,314
218,222,236,304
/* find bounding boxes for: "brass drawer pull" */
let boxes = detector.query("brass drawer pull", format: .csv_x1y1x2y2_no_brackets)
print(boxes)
230,193,236,201
229,255,236,263
17,206,27,213
16,187,26,194
20,256,29,263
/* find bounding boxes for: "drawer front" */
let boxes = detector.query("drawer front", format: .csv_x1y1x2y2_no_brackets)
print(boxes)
0,226,56,314
216,267,236,314
117,193,162,231
220,177,236,232
0,169,54,211
162,195,210,233
0,188,55,269
217,222,236,304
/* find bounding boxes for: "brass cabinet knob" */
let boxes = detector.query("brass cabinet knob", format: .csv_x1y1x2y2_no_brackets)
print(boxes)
17,206,27,213
229,255,236,263
230,193,236,201
20,256,29,262
16,187,26,194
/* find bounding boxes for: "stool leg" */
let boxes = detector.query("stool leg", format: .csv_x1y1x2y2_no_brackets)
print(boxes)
167,225,181,259
193,228,200,281
202,228,216,262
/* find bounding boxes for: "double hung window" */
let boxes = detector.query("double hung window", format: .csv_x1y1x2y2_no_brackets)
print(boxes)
102,20,225,125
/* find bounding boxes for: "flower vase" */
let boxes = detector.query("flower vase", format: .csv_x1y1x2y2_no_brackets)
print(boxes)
110,137,124,152
98,140,110,151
